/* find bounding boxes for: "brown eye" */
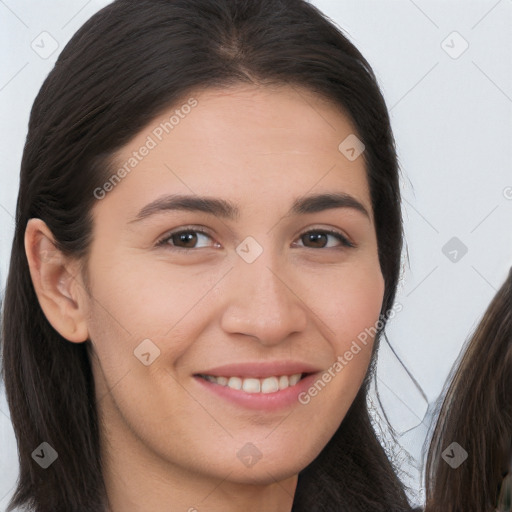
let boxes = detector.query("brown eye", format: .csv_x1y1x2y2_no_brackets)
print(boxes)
297,230,354,249
157,229,216,250
301,232,329,249
172,231,199,248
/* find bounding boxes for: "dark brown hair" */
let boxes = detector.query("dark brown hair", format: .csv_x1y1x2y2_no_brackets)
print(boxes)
424,269,512,511
1,1,410,510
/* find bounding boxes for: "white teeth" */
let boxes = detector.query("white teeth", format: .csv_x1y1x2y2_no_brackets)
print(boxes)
288,374,301,386
201,373,303,393
242,378,261,393
227,376,242,390
261,376,279,394
278,375,289,389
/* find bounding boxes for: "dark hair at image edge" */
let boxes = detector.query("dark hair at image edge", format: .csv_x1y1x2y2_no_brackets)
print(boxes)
424,268,512,512
1,1,409,511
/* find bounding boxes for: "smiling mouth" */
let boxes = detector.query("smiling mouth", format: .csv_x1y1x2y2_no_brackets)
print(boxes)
195,373,310,394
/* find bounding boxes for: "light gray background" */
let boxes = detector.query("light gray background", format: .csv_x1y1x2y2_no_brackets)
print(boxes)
1,0,511,509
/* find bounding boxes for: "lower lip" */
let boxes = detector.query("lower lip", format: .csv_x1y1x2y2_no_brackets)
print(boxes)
193,373,319,411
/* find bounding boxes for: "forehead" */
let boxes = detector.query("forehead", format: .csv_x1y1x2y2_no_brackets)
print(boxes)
94,83,372,222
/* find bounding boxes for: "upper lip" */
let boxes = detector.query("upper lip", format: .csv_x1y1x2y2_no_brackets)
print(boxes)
195,361,323,379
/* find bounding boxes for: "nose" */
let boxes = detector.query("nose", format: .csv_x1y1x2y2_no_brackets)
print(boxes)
219,251,308,346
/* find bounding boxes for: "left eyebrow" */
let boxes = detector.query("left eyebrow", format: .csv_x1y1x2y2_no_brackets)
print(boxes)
129,192,370,223
291,192,370,218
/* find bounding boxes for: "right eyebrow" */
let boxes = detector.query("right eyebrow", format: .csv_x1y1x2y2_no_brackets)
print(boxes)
129,194,240,223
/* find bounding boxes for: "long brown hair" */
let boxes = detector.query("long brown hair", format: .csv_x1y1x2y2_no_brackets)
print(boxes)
424,269,512,511
1,1,411,510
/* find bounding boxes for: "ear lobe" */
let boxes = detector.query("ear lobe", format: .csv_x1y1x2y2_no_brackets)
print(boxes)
24,218,89,343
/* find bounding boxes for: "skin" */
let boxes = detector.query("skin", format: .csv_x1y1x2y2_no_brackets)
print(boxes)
25,84,385,512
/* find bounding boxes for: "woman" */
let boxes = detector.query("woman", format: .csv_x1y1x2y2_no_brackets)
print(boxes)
424,269,512,511
1,0,414,510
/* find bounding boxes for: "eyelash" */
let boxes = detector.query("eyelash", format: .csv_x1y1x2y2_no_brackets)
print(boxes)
156,226,356,251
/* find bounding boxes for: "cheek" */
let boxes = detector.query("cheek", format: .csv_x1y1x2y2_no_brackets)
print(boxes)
296,259,385,391
85,256,224,355
315,260,386,352
104,255,224,320
288,263,385,463
83,257,231,414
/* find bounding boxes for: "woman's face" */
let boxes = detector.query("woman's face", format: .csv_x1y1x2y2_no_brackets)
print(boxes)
83,84,384,488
